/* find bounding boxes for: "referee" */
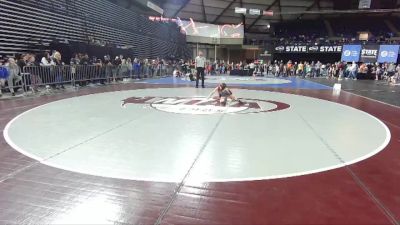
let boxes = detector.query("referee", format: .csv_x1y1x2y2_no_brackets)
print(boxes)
195,51,206,88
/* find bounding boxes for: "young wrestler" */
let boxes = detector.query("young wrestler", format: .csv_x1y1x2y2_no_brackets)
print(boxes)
207,83,243,106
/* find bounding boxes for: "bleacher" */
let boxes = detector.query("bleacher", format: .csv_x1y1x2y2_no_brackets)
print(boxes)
0,0,188,58
330,17,393,38
271,16,398,45
274,21,328,40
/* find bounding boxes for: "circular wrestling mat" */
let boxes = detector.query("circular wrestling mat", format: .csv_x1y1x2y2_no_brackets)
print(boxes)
4,88,390,182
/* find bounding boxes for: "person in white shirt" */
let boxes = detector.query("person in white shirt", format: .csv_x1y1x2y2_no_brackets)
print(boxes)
195,51,206,88
40,52,54,66
348,61,357,80
249,62,256,76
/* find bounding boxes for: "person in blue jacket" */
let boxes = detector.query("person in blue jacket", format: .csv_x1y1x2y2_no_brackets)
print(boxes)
0,58,9,97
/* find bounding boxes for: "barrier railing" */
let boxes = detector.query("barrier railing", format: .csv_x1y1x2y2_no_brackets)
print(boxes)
0,63,176,96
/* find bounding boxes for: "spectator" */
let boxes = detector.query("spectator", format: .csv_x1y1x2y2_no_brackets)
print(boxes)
348,62,358,80
41,52,54,66
7,58,22,96
0,58,9,97
315,61,322,77
143,58,150,77
120,59,129,78
17,54,28,71
133,58,140,78
70,53,80,65
393,64,400,84
387,63,396,78
297,62,304,78
53,51,65,89
127,58,133,78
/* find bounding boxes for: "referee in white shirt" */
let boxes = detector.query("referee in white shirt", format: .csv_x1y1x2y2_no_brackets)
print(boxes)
195,51,206,88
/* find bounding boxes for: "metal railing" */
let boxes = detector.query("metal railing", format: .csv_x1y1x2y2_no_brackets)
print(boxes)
0,63,176,96
0,63,175,96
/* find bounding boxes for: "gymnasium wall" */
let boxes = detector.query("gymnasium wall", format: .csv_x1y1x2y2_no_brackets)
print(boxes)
0,0,190,59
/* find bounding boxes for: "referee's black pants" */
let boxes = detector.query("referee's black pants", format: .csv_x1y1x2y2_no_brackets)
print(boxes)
196,67,205,88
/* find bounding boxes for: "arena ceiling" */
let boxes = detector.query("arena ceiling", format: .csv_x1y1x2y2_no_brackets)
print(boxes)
109,0,400,33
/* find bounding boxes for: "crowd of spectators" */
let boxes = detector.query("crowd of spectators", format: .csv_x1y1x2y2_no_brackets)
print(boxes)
179,59,399,85
2,49,400,98
0,51,182,97
242,60,400,84
173,59,400,85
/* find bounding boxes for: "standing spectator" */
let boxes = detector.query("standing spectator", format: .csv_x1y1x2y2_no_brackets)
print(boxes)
133,58,140,78
80,54,90,65
264,63,269,76
305,62,311,77
278,62,284,77
297,61,304,78
114,56,122,81
26,55,42,93
104,56,114,83
120,59,129,78
375,64,382,81
315,61,321,77
150,59,157,77
7,58,22,96
17,54,29,92
391,64,400,84
40,52,54,86
387,63,396,79
337,61,345,80
70,54,80,86
41,52,54,66
140,58,146,76
53,51,65,89
70,53,80,65
348,62,358,80
127,58,133,78
17,54,28,71
310,61,316,78
144,59,150,77
286,61,293,76
249,61,256,76
94,58,105,85
0,58,9,97
157,58,164,77
195,51,206,88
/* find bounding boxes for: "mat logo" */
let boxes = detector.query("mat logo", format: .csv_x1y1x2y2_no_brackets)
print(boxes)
122,96,290,115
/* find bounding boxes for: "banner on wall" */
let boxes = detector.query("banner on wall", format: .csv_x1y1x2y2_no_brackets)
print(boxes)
274,45,342,53
378,45,399,63
341,45,362,62
360,45,379,63
309,45,342,53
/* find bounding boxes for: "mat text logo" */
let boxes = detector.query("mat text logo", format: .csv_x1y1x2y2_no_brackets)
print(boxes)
122,97,290,115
